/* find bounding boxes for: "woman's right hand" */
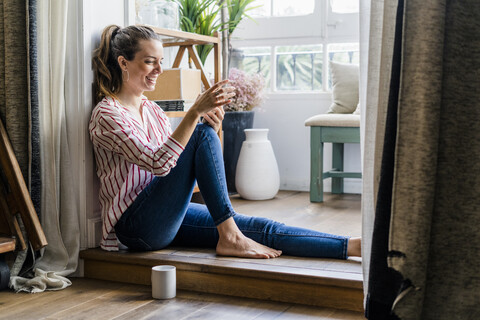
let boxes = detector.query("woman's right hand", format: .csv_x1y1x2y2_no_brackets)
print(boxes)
190,80,236,116
171,80,235,148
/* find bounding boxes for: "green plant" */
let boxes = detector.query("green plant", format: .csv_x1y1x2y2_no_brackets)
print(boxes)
174,0,260,65
175,0,218,33
174,0,221,64
225,0,259,39
195,5,222,64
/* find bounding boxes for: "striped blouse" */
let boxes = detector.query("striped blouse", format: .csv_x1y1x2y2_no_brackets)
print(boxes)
89,96,184,251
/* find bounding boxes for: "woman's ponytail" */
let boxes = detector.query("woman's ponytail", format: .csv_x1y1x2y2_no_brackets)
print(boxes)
92,25,122,104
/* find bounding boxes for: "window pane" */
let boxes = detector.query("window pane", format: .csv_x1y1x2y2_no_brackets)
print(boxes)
249,0,271,17
273,0,314,16
276,45,323,91
328,43,359,64
327,43,359,88
330,0,359,13
230,47,271,86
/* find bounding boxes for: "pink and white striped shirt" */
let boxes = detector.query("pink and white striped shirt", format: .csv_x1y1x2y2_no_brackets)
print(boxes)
89,96,184,251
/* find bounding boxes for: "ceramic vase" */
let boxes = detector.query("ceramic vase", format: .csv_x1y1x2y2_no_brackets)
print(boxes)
235,129,280,200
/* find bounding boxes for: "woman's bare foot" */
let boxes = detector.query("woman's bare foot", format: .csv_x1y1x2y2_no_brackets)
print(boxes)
216,218,282,259
347,237,362,257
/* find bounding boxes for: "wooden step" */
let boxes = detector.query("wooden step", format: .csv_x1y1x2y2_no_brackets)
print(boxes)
80,247,363,312
0,237,16,254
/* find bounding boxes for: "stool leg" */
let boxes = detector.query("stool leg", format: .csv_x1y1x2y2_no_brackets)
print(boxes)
310,127,323,202
332,142,344,194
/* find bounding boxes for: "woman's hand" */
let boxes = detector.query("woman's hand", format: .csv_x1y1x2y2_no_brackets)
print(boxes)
172,80,235,148
202,106,225,133
191,80,236,116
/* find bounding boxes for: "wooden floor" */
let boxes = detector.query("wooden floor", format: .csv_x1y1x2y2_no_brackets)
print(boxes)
0,278,365,320
80,191,364,313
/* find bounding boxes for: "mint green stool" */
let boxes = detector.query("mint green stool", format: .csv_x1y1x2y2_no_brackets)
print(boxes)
304,114,362,202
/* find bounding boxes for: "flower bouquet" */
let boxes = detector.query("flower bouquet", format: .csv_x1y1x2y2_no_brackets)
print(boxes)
225,68,266,112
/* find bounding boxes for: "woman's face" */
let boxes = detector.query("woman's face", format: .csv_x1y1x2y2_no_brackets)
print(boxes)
119,39,164,94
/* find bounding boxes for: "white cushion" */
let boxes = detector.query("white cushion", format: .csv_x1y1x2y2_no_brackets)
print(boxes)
305,114,360,127
353,102,361,115
327,61,359,114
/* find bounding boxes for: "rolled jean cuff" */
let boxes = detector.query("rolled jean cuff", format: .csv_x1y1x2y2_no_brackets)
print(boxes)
343,236,350,259
213,210,236,226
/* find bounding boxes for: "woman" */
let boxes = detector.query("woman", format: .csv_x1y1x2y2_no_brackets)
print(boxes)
89,25,361,259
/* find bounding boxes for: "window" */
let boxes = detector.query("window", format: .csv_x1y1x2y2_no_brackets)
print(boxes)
230,0,359,93
276,45,323,91
330,0,359,13
251,0,315,17
232,47,271,84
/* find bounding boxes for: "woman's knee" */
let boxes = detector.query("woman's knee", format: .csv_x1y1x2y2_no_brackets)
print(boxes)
188,123,217,148
196,123,218,138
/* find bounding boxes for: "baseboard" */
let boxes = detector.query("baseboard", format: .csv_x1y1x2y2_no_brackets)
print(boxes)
280,178,363,194
87,217,102,248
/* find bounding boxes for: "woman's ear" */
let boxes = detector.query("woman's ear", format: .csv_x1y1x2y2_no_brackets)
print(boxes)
117,56,128,71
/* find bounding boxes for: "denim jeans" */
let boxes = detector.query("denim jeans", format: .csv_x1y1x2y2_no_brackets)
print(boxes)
115,124,349,259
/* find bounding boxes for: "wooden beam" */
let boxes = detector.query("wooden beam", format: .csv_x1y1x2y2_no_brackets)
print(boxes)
0,237,16,254
163,40,214,48
213,31,221,84
172,46,186,68
186,46,211,90
149,26,220,44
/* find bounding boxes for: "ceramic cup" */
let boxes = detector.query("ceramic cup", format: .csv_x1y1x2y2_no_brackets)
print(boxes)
151,265,176,299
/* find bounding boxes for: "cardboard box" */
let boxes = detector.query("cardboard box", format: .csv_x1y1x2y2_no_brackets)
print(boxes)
144,68,201,101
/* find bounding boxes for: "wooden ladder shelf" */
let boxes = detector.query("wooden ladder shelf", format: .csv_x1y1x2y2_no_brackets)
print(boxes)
0,119,47,254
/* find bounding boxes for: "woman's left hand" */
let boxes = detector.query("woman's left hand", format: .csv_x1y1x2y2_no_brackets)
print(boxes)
202,106,225,133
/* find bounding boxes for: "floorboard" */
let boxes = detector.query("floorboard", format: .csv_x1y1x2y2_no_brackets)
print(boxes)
0,278,365,320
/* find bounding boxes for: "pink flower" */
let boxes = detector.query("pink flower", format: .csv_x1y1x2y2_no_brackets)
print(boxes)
225,68,266,112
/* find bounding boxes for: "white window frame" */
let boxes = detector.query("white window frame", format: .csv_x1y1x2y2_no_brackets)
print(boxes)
230,0,359,94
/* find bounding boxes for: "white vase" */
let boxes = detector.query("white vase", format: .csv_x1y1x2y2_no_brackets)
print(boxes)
235,129,280,200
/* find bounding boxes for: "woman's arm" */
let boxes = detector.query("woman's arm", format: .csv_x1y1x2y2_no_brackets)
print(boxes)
90,104,184,177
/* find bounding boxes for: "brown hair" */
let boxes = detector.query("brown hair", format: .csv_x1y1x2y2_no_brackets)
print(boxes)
92,25,161,104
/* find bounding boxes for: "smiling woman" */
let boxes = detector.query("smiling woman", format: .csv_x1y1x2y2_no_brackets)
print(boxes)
88,24,360,260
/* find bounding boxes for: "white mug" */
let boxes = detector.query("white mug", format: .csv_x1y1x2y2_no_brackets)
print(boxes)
151,265,176,299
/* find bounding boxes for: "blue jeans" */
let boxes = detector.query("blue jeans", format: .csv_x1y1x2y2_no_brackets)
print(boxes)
115,124,349,259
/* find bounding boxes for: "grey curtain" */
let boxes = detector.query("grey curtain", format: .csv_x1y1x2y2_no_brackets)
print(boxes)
0,1,29,175
28,0,41,218
0,0,41,276
367,0,480,319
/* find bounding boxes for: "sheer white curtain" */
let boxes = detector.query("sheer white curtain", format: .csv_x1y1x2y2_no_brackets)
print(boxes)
359,0,398,302
36,0,79,276
36,0,79,277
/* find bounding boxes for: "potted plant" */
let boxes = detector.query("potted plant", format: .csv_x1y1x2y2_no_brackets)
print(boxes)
174,0,259,66
223,68,266,192
174,0,222,64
